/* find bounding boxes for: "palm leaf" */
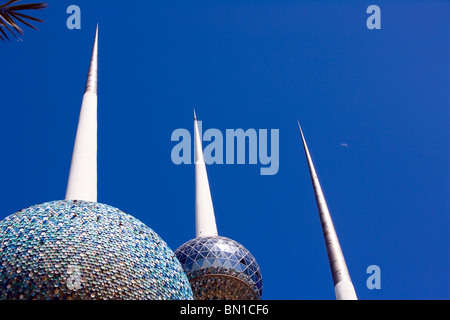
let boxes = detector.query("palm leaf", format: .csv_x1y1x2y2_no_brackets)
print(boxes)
0,0,47,41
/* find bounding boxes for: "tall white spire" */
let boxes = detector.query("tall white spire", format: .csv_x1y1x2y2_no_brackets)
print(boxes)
298,121,357,300
65,26,99,202
194,110,218,237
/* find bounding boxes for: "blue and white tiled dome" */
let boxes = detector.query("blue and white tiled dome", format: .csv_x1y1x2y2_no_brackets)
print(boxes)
0,200,193,300
175,236,262,300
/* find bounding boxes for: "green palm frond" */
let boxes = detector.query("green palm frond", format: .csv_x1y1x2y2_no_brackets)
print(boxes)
0,0,47,41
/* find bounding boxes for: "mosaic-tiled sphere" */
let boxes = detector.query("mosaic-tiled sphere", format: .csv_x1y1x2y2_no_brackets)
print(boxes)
0,200,193,300
174,236,262,300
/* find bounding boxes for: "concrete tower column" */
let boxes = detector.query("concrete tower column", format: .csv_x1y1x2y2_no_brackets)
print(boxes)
298,122,357,300
194,110,218,237
65,26,98,202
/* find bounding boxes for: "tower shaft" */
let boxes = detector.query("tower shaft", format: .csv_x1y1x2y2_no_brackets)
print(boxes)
298,122,357,300
194,112,218,237
65,27,98,202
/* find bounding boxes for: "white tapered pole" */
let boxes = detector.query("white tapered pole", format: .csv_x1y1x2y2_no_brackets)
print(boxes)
194,110,218,237
298,122,357,300
65,26,98,202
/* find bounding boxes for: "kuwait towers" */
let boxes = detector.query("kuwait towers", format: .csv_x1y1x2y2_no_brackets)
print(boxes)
174,112,263,300
0,27,193,300
298,122,357,300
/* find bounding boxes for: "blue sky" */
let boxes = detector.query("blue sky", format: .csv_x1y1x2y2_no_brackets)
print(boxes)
1,1,449,299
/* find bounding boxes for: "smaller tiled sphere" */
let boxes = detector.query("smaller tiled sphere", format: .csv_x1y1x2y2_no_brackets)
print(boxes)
175,236,262,300
0,200,193,300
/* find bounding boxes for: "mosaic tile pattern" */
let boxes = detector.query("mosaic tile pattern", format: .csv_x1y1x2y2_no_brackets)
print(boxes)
0,200,193,300
175,236,262,300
